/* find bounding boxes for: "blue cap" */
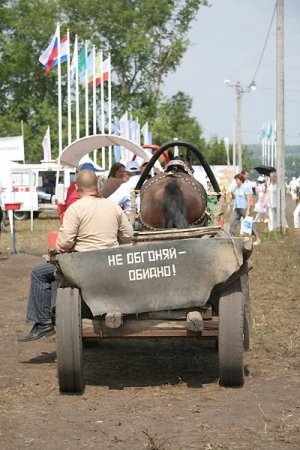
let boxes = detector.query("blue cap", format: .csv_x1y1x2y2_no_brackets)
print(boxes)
79,162,98,172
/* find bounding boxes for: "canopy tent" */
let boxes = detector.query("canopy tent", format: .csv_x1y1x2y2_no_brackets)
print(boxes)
59,135,162,171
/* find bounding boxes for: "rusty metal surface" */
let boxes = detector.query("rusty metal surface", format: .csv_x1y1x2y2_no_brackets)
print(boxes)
57,236,244,317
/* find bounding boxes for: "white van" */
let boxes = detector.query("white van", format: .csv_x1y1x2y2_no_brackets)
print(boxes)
1,161,76,220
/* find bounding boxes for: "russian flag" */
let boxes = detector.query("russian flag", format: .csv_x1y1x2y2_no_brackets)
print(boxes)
39,27,69,75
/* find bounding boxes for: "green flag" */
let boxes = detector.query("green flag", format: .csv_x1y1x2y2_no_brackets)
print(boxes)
78,47,86,82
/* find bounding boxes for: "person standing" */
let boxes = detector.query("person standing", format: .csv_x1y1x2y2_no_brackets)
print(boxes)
17,170,133,342
241,168,256,196
253,176,267,223
289,177,298,202
229,173,260,245
293,202,300,228
266,171,277,231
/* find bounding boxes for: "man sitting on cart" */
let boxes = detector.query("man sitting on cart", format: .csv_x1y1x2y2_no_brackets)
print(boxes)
17,169,133,342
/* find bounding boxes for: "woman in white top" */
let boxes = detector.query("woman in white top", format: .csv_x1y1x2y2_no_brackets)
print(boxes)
266,172,277,231
253,176,267,223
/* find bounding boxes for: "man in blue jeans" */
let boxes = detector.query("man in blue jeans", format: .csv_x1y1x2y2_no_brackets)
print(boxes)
17,170,133,342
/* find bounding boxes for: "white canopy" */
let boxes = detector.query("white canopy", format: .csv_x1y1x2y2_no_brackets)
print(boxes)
59,134,160,169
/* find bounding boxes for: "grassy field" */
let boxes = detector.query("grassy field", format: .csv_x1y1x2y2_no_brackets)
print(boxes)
0,215,59,256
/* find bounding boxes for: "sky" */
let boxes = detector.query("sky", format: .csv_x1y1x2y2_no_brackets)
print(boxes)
163,0,300,146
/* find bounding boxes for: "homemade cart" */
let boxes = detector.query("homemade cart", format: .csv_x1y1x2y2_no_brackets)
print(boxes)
54,136,252,394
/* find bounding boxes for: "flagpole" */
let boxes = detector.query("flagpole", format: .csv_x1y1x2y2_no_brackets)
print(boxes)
108,53,112,168
267,132,270,166
57,23,63,155
232,120,236,172
100,50,105,168
75,35,80,140
85,41,89,136
67,29,71,145
92,45,97,163
20,120,25,163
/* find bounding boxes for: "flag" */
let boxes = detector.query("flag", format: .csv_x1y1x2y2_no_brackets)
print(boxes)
70,40,78,81
88,53,101,87
259,124,267,141
113,117,121,162
39,27,69,75
101,57,110,83
42,126,51,161
78,47,86,84
86,51,93,81
49,35,68,71
88,55,110,86
130,118,139,143
141,122,149,144
79,49,92,86
119,112,131,164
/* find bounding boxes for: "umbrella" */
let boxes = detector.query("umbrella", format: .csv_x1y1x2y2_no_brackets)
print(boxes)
253,165,276,177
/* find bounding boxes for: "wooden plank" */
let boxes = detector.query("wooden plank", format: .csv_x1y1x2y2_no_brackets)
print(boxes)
82,328,218,338
82,317,219,339
132,226,221,242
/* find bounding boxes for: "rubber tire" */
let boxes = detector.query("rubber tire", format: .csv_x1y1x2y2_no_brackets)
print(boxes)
219,286,244,387
13,211,30,220
56,287,84,394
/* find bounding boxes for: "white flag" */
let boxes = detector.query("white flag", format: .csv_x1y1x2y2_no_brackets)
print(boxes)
42,126,51,161
141,122,149,144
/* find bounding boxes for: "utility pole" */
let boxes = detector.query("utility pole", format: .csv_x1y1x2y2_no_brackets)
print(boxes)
224,80,256,172
276,0,287,231
236,82,242,170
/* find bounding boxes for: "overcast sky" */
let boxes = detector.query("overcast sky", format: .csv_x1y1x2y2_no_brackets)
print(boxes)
163,0,300,146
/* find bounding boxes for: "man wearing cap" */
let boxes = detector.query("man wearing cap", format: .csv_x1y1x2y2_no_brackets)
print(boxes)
17,170,133,342
108,161,141,216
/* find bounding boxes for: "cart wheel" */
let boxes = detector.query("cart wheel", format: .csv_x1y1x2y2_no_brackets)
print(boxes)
241,271,251,351
56,287,84,394
219,286,244,387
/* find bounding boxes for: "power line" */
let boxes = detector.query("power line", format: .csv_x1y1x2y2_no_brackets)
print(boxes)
250,1,277,83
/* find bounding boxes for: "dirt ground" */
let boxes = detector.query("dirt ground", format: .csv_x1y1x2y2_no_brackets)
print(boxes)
0,196,300,450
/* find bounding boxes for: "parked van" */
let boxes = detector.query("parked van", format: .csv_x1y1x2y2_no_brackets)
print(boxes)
0,160,76,220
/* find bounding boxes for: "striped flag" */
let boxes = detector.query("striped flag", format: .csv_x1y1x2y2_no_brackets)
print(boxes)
39,27,69,74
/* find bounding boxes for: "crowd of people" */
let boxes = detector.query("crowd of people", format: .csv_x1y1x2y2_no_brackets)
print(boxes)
227,169,300,234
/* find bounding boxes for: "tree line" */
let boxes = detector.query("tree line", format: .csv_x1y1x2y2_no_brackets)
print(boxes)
0,0,248,167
